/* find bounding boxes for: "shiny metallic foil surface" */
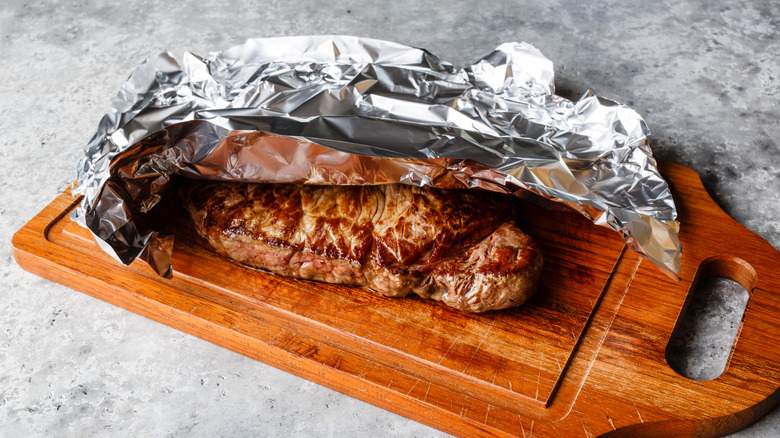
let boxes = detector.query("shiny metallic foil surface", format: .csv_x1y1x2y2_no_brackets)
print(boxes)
71,35,681,277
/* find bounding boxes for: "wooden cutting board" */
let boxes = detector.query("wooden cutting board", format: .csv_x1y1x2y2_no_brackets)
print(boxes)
12,162,780,437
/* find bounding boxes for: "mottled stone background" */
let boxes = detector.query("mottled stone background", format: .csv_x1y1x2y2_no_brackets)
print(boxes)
1,0,778,436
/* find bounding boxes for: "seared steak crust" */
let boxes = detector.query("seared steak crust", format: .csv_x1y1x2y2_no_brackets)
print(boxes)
182,181,543,313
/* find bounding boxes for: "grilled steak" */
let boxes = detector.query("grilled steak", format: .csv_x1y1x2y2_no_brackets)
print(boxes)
181,181,543,313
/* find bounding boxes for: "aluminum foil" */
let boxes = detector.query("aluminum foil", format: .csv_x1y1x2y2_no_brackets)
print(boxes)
71,35,681,278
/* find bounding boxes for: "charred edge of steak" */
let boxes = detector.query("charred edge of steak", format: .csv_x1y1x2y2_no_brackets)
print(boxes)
181,181,543,313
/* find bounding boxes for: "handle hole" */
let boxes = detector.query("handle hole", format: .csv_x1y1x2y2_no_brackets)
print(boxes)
665,256,755,381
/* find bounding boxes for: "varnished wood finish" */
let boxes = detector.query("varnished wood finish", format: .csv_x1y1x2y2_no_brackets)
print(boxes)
12,162,780,437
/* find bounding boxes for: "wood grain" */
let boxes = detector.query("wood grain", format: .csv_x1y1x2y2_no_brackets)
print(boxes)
12,162,780,437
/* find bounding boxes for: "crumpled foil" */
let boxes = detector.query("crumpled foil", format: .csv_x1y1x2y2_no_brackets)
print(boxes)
71,35,681,278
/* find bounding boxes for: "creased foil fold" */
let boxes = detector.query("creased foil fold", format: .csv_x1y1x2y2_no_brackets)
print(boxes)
72,35,681,277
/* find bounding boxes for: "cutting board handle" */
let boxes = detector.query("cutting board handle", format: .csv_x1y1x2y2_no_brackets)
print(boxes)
650,163,780,435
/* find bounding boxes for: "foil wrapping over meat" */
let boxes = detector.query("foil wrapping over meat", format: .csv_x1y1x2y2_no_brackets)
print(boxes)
71,35,681,277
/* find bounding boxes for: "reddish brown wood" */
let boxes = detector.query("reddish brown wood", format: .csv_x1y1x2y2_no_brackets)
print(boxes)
11,162,780,437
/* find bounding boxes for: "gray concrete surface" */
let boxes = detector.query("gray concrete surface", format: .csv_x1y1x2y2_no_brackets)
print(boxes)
1,0,778,436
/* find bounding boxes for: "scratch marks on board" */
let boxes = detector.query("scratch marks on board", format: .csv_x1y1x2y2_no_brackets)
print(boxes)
579,415,594,438
554,355,562,372
323,354,341,369
633,401,645,423
436,325,466,365
483,404,492,425
381,323,401,346
299,345,319,359
422,382,431,403
387,370,397,389
406,378,420,396
461,321,494,373
585,388,616,431
519,417,536,438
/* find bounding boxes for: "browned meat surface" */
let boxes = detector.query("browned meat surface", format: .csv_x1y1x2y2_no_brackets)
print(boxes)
181,181,543,313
